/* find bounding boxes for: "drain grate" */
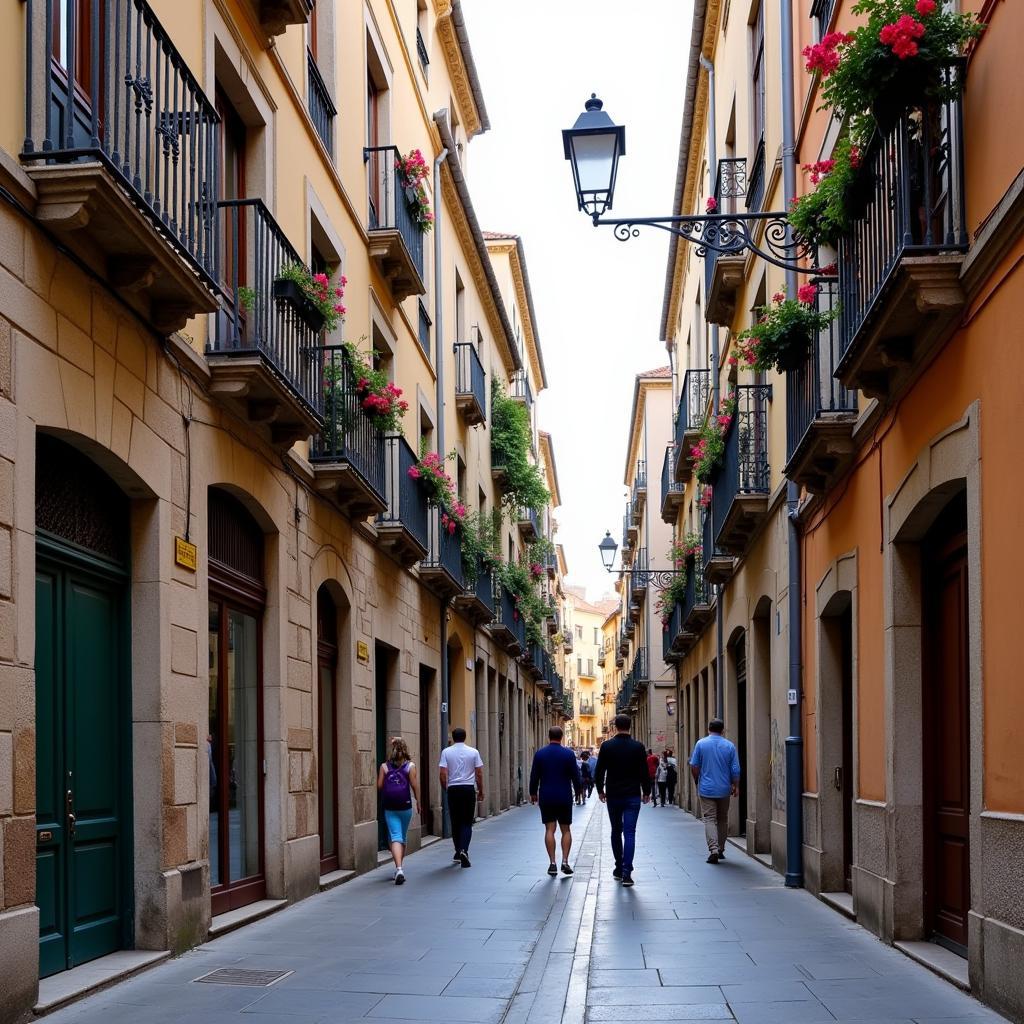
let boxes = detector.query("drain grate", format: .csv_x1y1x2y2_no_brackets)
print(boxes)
193,968,293,987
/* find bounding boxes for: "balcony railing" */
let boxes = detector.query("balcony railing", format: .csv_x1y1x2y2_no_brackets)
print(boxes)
663,601,684,663
510,368,533,408
365,143,425,298
631,548,649,597
23,0,221,290
711,385,771,555
418,300,432,356
682,547,712,636
307,51,336,156
631,460,647,512
705,157,749,326
212,198,321,413
416,26,430,68
517,506,539,542
579,700,595,716
836,73,967,394
674,368,711,460
378,435,429,563
310,346,387,511
421,505,464,596
453,558,495,625
454,341,486,425
661,444,685,522
632,647,649,685
489,583,527,653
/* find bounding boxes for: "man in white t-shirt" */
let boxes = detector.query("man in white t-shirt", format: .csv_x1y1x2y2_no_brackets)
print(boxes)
439,727,485,868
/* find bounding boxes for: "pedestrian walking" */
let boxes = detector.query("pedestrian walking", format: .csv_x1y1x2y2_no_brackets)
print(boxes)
580,751,595,799
689,718,741,863
655,751,669,807
574,750,585,805
528,726,583,876
646,748,659,801
595,714,651,886
439,727,484,868
665,749,678,806
377,736,420,885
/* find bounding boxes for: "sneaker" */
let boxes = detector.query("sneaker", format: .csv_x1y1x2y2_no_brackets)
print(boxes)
453,852,461,862
621,873,635,887
706,852,720,864
718,850,726,860
458,851,471,868
561,863,574,876
547,862,558,876
612,867,622,881
394,868,405,885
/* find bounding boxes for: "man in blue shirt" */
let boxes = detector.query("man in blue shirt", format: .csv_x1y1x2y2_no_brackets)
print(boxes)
689,718,741,864
529,726,583,876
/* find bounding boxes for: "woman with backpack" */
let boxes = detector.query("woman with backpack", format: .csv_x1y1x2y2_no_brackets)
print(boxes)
377,736,421,885
665,749,679,806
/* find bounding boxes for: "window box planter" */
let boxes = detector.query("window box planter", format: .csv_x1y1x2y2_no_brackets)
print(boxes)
273,277,327,334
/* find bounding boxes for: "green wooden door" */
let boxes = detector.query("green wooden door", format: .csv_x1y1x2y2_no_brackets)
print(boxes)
36,555,129,977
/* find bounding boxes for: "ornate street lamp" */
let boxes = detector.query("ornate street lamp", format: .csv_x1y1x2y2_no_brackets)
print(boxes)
563,95,819,274
597,530,687,587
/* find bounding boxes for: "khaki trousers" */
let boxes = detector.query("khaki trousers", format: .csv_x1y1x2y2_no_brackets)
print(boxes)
699,795,730,854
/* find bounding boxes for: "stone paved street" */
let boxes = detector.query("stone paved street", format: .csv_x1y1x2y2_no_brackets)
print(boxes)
43,801,1009,1024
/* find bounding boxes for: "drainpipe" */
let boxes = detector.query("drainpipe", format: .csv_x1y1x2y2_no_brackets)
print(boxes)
779,1,804,890
433,120,451,839
699,54,726,723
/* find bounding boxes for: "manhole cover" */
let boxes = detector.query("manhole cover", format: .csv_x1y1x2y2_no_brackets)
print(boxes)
193,968,293,987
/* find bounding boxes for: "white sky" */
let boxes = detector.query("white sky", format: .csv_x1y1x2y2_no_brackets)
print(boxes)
462,0,695,601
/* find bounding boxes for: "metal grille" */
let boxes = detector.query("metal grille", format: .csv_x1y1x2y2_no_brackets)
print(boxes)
194,968,293,987
208,487,264,582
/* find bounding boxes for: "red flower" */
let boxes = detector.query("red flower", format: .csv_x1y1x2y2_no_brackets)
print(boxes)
772,291,786,304
797,283,818,305
705,197,718,213
819,261,838,276
915,0,936,15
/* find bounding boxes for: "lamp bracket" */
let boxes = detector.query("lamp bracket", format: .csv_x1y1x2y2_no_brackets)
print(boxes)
593,211,820,275
606,567,688,588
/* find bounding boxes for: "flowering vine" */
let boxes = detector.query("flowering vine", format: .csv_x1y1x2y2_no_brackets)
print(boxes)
656,534,702,629
693,394,737,483
276,263,347,333
408,446,466,533
397,149,434,232
733,285,839,375
341,342,408,434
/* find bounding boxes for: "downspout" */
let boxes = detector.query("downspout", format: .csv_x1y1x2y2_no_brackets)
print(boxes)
699,53,725,723
779,1,804,890
433,119,451,838
642,400,651,748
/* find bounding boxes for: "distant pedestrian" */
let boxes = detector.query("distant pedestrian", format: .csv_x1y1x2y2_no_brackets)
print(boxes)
665,749,678,806
377,737,420,885
574,751,585,805
646,748,659,796
529,726,583,876
596,715,651,886
655,752,669,807
689,719,741,864
580,751,595,799
439,727,485,868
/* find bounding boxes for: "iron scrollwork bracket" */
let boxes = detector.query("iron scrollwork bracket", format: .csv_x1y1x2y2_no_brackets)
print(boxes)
595,211,820,275
615,568,688,589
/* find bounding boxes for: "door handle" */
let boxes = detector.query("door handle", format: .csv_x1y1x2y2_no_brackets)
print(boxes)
833,766,842,792
66,789,76,839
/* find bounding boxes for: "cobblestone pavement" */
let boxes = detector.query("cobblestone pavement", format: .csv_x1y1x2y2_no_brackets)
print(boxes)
43,799,1008,1024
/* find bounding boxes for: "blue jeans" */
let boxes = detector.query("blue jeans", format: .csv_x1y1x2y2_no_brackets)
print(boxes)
606,796,642,873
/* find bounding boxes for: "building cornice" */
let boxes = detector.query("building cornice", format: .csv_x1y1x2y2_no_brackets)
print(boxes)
539,432,562,507
432,0,490,138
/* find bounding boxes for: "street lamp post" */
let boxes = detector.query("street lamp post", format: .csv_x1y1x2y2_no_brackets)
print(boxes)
562,95,820,275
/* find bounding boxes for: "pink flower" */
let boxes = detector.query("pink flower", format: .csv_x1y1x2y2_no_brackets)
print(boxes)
797,283,818,304
819,262,838,276
706,197,718,213
772,291,785,304
408,467,421,480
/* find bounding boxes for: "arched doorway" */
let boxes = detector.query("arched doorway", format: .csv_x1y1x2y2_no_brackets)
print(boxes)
207,488,266,914
727,630,748,838
316,587,340,875
35,434,133,977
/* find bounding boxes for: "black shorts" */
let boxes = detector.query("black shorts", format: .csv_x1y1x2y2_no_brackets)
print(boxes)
539,801,573,825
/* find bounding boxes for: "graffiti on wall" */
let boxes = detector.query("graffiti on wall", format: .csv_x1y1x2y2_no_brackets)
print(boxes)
769,718,786,810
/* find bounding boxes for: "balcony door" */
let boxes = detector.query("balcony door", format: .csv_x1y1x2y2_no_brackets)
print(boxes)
316,587,340,875
367,73,383,226
217,89,248,334
207,489,266,916
49,0,105,150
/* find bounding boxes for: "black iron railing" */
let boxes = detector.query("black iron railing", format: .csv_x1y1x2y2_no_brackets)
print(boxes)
662,601,683,662
682,549,709,618
470,560,496,615
786,278,855,462
23,0,221,288
745,137,766,213
494,583,527,649
424,506,463,585
632,459,647,509
662,445,684,510
519,506,539,534
633,646,649,684
416,26,430,67
213,198,321,414
579,700,595,716
455,341,486,416
702,499,717,566
511,368,533,408
364,144,425,276
631,547,649,591
621,507,632,550
379,435,429,551
674,369,711,448
307,50,336,156
712,385,771,544
310,346,386,497
704,157,748,297
838,74,966,358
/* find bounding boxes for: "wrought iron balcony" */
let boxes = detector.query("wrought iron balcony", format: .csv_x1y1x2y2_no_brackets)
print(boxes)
416,26,430,69
247,0,313,35
630,547,649,602
662,600,684,664
517,506,539,543
631,460,647,514
579,700,595,717
711,384,771,556
626,499,640,544
487,583,526,655
454,341,486,426
561,691,574,720
421,506,465,599
22,0,220,333
522,640,546,681
310,346,387,518
632,647,649,689
452,559,495,626
491,441,509,489
209,198,324,448
702,495,733,585
510,369,533,408
661,445,685,523
785,278,857,494
705,158,749,326
545,549,558,580
307,51,336,156
377,435,429,566
682,546,713,637
674,369,711,480
597,648,606,667
835,73,967,402
364,144,426,301
621,508,633,557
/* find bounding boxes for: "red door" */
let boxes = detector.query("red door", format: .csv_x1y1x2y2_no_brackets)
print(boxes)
922,495,970,953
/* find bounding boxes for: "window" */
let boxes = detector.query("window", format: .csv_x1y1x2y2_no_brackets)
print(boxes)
575,624,583,640
455,270,466,341
750,1,765,154
593,627,599,645
416,0,429,74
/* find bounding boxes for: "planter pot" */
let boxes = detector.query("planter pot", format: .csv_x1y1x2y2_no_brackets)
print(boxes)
273,277,327,334
870,60,942,134
775,325,813,373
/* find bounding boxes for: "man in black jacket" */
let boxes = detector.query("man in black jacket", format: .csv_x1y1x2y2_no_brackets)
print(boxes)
595,714,651,886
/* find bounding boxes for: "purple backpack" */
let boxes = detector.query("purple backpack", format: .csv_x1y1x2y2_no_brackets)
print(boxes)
381,761,412,810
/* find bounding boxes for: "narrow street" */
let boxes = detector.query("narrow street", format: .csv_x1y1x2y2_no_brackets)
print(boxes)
42,802,1005,1024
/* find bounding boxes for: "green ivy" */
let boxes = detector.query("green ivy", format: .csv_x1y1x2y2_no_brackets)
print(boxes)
491,380,550,517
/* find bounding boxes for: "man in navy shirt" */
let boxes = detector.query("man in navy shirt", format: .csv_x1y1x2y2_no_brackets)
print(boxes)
529,726,583,876
689,718,741,864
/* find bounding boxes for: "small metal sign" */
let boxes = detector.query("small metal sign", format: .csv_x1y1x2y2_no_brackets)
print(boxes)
38,830,53,843
787,688,798,705
441,702,448,714
174,536,198,571
356,641,370,663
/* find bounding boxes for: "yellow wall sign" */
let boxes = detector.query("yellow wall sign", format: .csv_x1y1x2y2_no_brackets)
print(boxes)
356,641,370,663
175,537,198,571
